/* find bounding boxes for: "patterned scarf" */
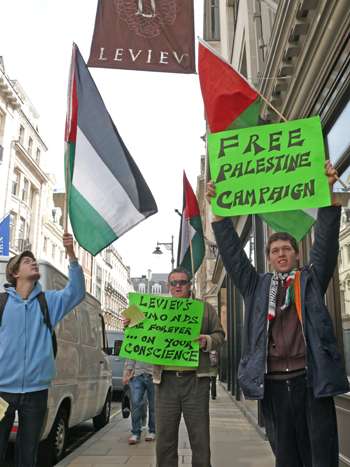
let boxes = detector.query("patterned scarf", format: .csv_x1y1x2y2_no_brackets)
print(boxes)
268,270,298,321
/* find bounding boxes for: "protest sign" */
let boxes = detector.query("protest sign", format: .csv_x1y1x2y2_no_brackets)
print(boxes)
119,292,204,367
208,116,331,217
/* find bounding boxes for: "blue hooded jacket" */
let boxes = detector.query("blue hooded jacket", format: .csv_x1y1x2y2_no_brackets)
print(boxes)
0,261,85,393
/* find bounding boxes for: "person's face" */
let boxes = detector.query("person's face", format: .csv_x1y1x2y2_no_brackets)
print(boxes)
14,256,40,283
168,272,191,298
267,240,299,273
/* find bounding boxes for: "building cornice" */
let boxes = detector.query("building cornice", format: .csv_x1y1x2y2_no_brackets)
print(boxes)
14,140,49,184
0,72,22,109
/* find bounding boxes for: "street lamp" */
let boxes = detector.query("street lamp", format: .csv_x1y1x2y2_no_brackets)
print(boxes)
152,235,174,270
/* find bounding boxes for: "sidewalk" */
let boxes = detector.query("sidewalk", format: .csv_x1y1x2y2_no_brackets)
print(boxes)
58,384,274,467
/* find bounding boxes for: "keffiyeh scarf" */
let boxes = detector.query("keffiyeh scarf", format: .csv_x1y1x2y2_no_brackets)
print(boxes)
268,270,302,322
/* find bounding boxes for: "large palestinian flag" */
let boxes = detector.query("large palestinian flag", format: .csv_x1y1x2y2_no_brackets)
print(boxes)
65,44,157,255
177,171,205,276
198,39,316,241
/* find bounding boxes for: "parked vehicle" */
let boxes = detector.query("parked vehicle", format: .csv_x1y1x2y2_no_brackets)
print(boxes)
106,330,125,395
0,258,113,464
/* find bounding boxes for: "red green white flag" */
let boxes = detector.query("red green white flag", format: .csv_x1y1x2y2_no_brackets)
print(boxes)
198,39,316,241
177,171,205,276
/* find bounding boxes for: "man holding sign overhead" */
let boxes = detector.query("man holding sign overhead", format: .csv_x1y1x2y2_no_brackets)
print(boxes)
153,267,224,467
207,161,349,467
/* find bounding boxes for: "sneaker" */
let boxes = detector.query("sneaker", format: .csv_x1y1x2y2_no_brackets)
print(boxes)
145,432,156,442
128,434,140,445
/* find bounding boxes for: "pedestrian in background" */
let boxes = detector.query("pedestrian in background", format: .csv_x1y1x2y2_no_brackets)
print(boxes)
0,233,85,467
122,359,155,445
209,350,218,400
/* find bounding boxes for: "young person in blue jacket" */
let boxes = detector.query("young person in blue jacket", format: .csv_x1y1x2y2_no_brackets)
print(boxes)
207,162,349,467
0,233,85,467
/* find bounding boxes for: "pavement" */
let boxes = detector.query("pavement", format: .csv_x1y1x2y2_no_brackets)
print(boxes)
57,383,274,467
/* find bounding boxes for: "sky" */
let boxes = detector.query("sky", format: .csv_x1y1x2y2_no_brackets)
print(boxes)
0,0,206,277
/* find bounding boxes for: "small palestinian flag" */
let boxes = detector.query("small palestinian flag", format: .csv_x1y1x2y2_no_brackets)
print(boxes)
177,171,205,276
65,44,157,255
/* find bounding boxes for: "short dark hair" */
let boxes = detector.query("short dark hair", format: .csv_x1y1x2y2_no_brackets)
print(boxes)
168,267,192,282
265,232,299,256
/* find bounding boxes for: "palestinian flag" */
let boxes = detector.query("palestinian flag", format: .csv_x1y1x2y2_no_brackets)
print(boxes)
177,171,205,276
198,39,261,133
198,39,315,241
65,44,157,255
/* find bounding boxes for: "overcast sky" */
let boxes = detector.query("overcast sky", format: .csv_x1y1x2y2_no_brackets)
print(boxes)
0,0,206,277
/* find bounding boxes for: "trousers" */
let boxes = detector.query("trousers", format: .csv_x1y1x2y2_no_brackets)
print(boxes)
155,372,211,467
262,375,338,467
0,390,48,467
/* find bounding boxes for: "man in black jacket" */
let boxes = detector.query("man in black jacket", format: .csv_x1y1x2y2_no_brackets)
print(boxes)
207,161,349,467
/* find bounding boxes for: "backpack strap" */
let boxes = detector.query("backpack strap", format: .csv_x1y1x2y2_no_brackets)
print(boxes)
0,292,9,326
37,292,57,357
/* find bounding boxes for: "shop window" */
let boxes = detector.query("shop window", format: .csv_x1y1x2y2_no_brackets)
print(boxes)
328,97,350,376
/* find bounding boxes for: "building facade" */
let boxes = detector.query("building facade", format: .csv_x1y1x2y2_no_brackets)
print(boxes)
131,271,169,296
201,0,350,462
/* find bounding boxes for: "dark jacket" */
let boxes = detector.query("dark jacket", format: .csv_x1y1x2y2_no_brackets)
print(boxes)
212,206,349,400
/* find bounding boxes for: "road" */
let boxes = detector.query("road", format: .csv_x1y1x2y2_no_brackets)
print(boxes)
4,401,121,466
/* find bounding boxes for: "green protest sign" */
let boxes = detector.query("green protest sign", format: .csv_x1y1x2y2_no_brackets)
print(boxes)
119,293,204,367
208,116,331,217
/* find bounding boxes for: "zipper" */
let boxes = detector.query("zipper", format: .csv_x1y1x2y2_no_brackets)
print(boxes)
299,271,308,374
22,302,27,392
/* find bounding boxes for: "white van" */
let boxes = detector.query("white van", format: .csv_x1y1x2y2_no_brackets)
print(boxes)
0,258,113,464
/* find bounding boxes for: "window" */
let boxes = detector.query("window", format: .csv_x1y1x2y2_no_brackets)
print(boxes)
19,125,25,144
28,137,33,156
52,244,56,261
96,265,102,301
210,0,220,41
139,282,146,293
327,101,350,165
12,170,20,196
152,283,161,294
21,178,29,202
35,148,40,164
18,217,25,240
9,212,16,246
29,187,35,208
43,236,48,253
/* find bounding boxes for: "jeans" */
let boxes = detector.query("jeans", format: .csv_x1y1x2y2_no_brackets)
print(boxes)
129,373,155,437
0,390,48,467
262,375,338,467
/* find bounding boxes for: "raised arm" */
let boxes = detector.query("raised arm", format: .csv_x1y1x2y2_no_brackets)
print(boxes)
207,181,259,297
45,233,85,326
310,161,341,294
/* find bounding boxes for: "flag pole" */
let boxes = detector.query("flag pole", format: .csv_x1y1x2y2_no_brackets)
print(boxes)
198,38,287,122
189,237,196,296
64,43,76,234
